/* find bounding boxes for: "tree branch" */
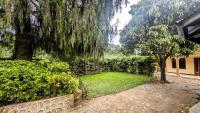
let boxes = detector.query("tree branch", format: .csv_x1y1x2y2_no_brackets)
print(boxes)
30,0,39,9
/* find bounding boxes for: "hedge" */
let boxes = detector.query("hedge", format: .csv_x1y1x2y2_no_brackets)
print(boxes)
70,59,102,76
102,56,156,76
0,60,79,106
71,56,156,76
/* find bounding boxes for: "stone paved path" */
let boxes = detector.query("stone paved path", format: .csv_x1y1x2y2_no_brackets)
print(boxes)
65,76,200,113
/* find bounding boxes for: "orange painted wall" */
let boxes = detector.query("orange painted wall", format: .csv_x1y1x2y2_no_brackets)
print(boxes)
166,48,200,75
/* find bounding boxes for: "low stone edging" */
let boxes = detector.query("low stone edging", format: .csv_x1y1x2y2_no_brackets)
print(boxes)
190,102,200,113
0,92,82,113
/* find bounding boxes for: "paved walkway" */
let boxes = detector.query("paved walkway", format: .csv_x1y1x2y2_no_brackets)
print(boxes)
166,73,200,80
65,76,200,113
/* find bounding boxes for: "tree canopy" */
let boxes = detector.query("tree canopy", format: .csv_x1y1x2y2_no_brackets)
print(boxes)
119,0,200,82
0,0,128,60
120,0,200,52
145,25,184,82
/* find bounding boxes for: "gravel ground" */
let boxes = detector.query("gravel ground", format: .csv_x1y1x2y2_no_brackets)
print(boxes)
64,76,200,113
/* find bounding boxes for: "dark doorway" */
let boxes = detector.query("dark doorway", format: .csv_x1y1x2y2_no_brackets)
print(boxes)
194,58,200,76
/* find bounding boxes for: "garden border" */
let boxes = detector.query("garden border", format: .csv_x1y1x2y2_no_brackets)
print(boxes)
0,92,82,113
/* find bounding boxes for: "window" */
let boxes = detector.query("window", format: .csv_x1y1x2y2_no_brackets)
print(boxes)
179,58,186,69
172,58,176,68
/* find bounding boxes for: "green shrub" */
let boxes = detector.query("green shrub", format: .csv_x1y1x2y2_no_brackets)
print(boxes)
48,73,79,96
103,56,156,76
71,56,156,76
70,59,102,76
47,62,70,73
0,60,79,106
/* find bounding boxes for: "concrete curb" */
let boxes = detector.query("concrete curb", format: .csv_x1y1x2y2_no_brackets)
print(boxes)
190,102,200,113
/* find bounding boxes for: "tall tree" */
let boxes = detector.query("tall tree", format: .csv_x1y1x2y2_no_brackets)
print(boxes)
0,0,127,60
120,0,199,82
144,25,185,82
120,0,200,46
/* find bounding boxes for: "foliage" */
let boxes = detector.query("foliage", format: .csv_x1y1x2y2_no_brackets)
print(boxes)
78,80,89,99
70,56,156,76
0,60,79,106
120,0,199,55
47,62,70,74
79,72,155,97
104,44,122,55
0,33,15,58
145,25,184,58
0,45,13,58
48,73,79,96
103,56,156,76
138,25,196,82
0,0,128,60
120,0,199,82
70,59,102,76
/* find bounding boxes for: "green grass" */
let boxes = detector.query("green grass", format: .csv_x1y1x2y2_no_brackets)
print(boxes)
79,72,155,97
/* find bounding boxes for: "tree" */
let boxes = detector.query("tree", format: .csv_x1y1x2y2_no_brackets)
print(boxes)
120,0,198,82
120,0,200,47
105,44,121,55
144,25,184,82
0,0,128,60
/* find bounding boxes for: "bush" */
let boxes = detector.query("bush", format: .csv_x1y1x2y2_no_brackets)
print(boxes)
0,60,79,106
103,56,156,76
48,73,79,96
47,62,71,74
70,59,102,76
70,56,156,76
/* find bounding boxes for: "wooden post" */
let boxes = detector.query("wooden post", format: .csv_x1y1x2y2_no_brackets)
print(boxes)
176,55,180,76
165,59,168,73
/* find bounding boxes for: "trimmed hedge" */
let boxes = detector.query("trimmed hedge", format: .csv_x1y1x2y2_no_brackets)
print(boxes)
0,60,79,106
103,56,156,76
70,59,102,76
71,56,156,76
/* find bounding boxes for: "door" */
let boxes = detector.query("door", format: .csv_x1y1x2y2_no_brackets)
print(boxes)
194,58,200,76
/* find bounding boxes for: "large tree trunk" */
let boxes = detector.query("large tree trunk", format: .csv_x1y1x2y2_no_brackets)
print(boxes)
160,60,166,83
14,33,34,60
13,0,34,60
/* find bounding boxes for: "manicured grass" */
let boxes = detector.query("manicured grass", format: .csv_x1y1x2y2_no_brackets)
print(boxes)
79,72,155,97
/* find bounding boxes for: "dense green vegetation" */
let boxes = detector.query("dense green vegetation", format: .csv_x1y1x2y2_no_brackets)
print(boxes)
0,0,127,60
143,25,186,82
103,56,156,76
0,60,79,106
120,0,199,82
104,44,124,59
0,0,199,107
70,56,156,76
79,72,155,97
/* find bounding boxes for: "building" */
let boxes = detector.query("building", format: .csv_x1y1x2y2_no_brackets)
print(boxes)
176,10,200,44
166,49,200,76
168,10,200,76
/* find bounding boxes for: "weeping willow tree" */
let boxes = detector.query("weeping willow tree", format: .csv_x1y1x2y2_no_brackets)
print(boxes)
0,0,127,60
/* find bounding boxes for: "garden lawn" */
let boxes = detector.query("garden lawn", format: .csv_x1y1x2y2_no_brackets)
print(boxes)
79,72,154,97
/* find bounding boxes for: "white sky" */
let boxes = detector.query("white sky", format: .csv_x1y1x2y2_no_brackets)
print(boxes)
110,0,141,45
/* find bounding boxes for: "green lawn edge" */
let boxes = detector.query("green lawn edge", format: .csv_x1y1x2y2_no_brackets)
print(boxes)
78,72,156,97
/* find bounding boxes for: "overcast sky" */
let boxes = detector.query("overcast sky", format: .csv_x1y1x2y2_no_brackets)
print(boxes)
110,0,141,45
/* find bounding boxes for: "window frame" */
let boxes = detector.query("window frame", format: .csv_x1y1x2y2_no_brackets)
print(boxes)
172,58,176,69
179,58,186,69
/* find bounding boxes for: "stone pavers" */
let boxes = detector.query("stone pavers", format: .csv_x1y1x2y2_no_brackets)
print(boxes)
64,76,200,113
